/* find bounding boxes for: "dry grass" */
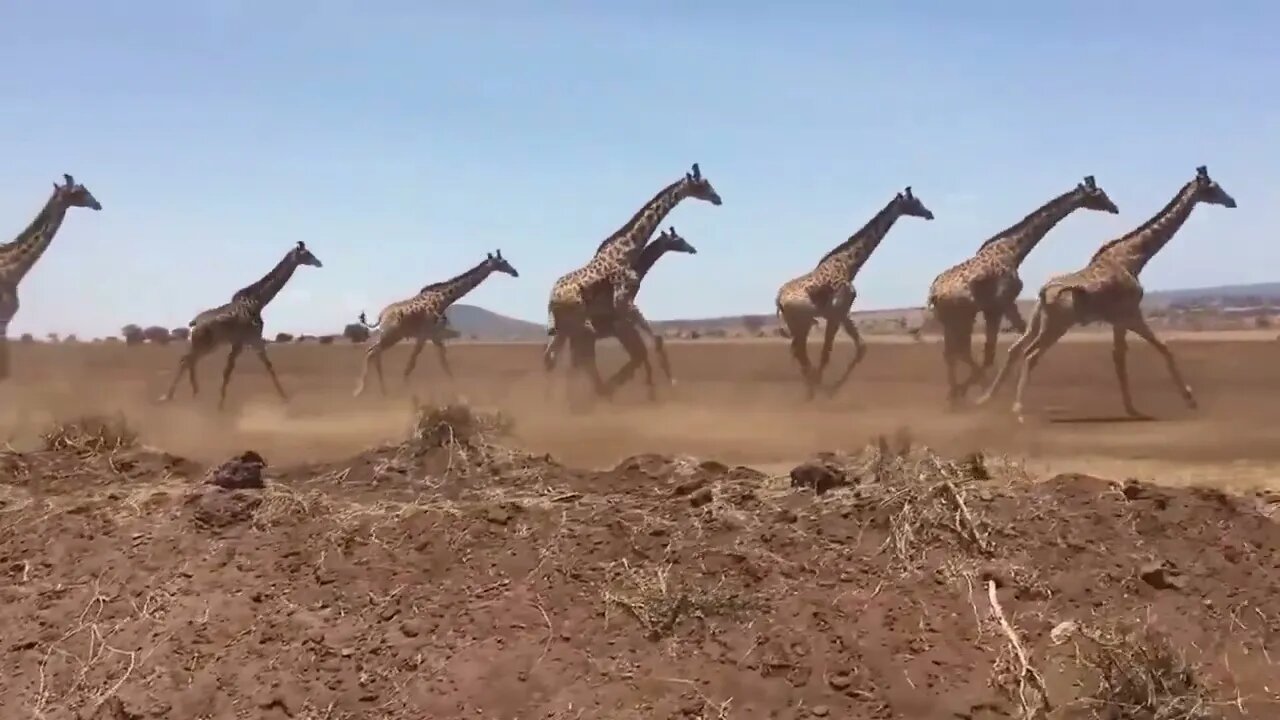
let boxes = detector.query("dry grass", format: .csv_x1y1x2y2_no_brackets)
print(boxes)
40,414,138,456
600,559,758,641
1069,622,1218,720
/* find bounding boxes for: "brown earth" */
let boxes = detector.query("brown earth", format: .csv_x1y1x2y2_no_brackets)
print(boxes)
1,337,1279,718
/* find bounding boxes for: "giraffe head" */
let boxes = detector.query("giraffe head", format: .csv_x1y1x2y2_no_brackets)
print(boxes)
54,174,102,211
290,241,324,268
893,187,934,220
1073,175,1120,214
657,226,697,255
681,163,723,206
486,250,519,278
1189,165,1237,209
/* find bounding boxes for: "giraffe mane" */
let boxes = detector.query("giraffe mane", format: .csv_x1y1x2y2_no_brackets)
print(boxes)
817,199,896,265
975,187,1077,252
418,256,488,295
593,176,685,255
1089,180,1194,262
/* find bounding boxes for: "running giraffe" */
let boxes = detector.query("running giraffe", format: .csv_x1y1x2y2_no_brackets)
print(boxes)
543,226,697,399
775,187,934,399
546,163,721,399
159,241,324,409
927,176,1119,406
352,250,519,397
975,166,1237,422
0,174,102,381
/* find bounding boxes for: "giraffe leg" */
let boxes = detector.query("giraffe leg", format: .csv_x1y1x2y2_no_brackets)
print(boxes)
780,310,818,399
824,315,868,397
1109,325,1145,419
565,331,604,412
160,336,212,403
217,342,245,411
0,291,19,383
815,315,840,381
603,322,655,400
1009,312,1073,422
354,332,397,398
248,337,288,402
541,333,568,401
973,301,1045,408
957,309,999,396
403,337,427,382
1121,314,1197,411
432,336,454,379
627,309,671,386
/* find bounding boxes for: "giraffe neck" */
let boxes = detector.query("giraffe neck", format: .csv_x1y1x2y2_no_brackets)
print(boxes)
0,190,70,287
975,189,1084,266
816,198,902,281
632,240,676,281
233,253,301,309
420,259,493,308
593,178,688,263
1091,182,1199,275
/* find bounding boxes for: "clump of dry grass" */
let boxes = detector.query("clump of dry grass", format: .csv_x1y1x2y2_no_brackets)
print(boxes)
406,401,514,452
601,560,758,640
1071,622,1217,720
845,432,1021,572
40,414,138,456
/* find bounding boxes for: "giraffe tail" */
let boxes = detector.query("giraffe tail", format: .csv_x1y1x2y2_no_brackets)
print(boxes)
357,311,381,330
774,299,791,339
546,308,558,337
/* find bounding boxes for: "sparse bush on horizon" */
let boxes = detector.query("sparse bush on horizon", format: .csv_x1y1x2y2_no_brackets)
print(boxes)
170,327,190,341
121,324,145,346
143,326,171,345
343,323,371,343
318,335,336,345
18,333,34,343
274,332,294,343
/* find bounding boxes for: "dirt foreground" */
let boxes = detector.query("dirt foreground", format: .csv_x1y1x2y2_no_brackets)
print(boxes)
1,407,1278,719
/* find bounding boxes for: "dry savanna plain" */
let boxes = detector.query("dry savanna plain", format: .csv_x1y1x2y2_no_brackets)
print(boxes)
2,331,1278,719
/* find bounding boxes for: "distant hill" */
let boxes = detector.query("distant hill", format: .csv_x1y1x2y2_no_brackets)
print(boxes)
444,304,546,340
444,281,1280,340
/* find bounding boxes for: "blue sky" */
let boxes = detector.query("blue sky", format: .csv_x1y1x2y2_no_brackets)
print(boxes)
1,2,1277,337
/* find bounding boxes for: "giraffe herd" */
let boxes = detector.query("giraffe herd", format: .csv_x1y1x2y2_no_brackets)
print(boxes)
0,164,1238,423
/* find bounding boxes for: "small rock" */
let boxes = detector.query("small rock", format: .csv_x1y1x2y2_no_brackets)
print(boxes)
811,705,830,717
790,460,848,495
205,451,267,490
689,488,714,508
773,508,798,524
828,673,852,690
485,506,511,525
672,477,709,497
1139,561,1185,590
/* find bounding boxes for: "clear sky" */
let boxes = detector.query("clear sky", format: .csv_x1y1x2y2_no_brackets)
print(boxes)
2,2,1277,338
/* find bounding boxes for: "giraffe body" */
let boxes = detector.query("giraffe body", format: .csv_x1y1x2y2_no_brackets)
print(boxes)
543,227,697,399
775,187,934,399
546,163,721,403
353,251,518,397
0,175,102,381
159,241,323,408
976,166,1238,421
926,176,1119,404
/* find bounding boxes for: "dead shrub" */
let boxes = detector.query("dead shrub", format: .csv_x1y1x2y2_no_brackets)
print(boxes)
601,560,757,640
40,415,138,456
1072,623,1216,720
407,401,514,452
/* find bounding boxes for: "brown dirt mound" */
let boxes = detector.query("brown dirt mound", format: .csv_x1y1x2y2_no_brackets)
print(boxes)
1,410,1278,719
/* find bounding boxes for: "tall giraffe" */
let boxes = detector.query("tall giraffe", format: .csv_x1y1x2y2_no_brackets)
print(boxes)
775,187,934,399
546,163,721,398
926,176,1120,406
975,166,1237,422
159,241,324,408
543,226,696,399
353,250,518,397
0,174,102,381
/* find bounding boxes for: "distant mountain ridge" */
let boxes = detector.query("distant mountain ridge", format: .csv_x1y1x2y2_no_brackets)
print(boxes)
444,281,1280,339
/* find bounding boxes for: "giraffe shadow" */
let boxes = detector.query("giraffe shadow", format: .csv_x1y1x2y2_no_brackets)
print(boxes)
1046,414,1159,425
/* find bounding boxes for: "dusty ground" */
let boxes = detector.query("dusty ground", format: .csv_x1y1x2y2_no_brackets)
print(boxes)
1,337,1279,718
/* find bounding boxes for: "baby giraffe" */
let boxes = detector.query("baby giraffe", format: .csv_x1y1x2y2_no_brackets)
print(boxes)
353,250,518,397
159,241,323,409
